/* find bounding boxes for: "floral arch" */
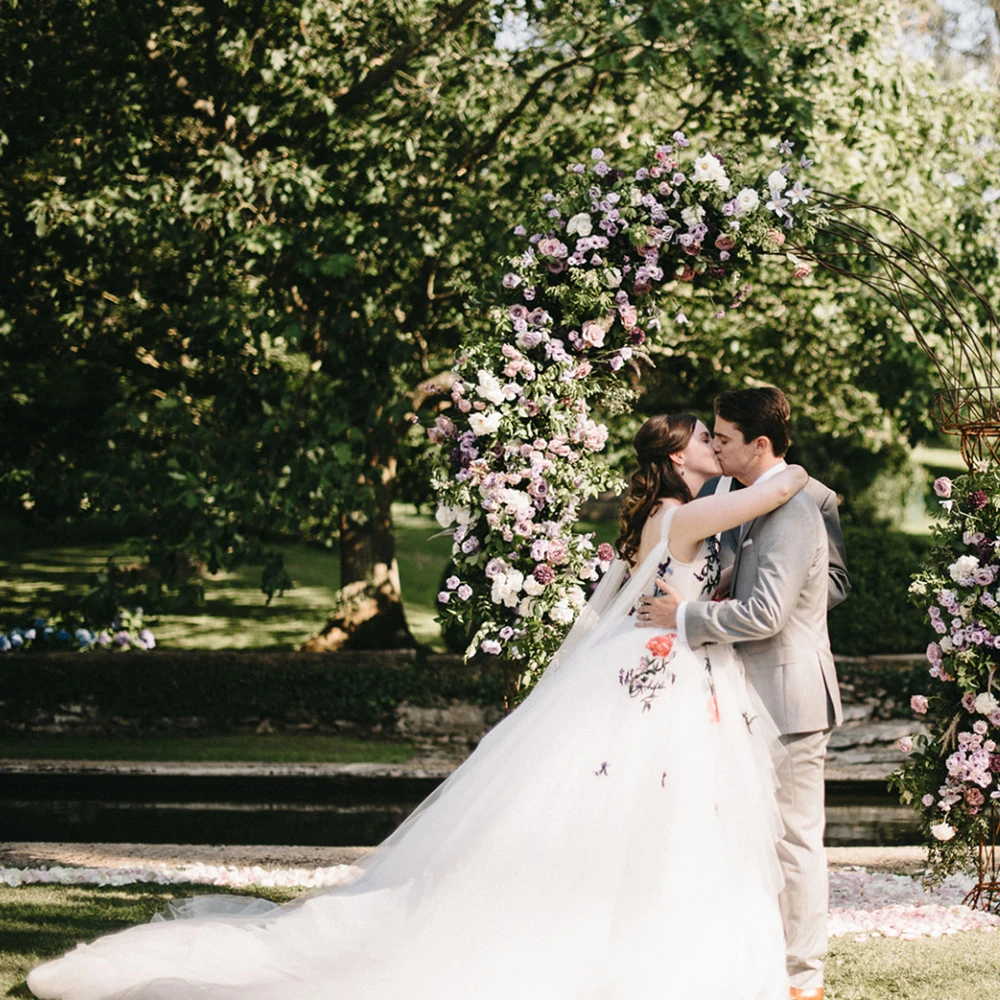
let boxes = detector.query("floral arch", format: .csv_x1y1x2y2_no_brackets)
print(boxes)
427,136,1000,889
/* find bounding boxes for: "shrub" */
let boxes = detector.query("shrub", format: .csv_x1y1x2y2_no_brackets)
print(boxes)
829,526,932,656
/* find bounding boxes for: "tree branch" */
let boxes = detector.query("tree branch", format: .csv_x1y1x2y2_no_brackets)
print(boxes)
335,0,481,114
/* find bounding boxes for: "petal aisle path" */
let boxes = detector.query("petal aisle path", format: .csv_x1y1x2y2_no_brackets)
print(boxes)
2,843,999,941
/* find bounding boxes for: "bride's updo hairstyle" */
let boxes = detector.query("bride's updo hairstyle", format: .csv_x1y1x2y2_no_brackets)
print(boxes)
615,413,697,564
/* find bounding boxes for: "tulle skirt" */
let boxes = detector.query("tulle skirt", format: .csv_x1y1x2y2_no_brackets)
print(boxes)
28,624,788,1000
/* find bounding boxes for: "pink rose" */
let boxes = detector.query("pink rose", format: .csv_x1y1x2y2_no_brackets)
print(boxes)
933,477,953,498
547,539,570,566
619,304,638,328
677,267,695,283
714,235,735,251
682,241,701,257
765,228,786,248
537,238,566,258
581,321,606,348
597,542,615,563
897,736,914,754
792,263,812,279
911,694,929,715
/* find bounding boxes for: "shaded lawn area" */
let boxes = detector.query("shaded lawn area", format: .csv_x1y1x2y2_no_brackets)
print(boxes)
0,505,457,651
0,733,415,764
0,508,616,653
4,883,1000,999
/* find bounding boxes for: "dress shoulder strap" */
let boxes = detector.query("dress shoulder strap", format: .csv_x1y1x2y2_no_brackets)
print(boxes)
657,503,679,548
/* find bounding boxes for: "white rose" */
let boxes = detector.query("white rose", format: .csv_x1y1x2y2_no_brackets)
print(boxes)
716,174,731,192
549,601,575,624
523,576,545,597
566,586,587,609
435,505,457,528
566,212,593,237
767,170,788,192
605,267,622,289
681,205,706,228
502,489,532,514
469,411,502,437
735,187,759,215
949,555,980,582
692,153,725,185
931,822,956,842
454,507,476,525
908,580,928,595
976,692,999,715
477,369,506,406
940,636,955,653
517,596,537,618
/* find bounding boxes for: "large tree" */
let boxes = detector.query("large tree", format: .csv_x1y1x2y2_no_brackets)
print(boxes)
2,0,951,644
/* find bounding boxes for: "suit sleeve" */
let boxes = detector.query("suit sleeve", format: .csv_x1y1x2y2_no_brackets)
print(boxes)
683,499,824,648
818,489,851,609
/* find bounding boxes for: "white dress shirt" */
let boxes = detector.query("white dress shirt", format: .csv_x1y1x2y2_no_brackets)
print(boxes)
675,460,788,646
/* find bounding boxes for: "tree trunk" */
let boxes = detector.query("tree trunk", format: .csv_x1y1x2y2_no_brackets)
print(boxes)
302,455,416,651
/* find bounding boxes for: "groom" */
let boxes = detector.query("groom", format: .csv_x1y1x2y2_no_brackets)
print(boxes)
639,386,849,1000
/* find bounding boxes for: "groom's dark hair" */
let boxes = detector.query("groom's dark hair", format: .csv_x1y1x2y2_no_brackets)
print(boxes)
714,387,791,457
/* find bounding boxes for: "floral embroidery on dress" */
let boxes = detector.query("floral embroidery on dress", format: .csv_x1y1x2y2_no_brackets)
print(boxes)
694,534,721,597
619,633,677,711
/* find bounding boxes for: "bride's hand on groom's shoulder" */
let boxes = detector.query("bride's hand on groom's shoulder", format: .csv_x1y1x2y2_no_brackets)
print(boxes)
635,578,681,629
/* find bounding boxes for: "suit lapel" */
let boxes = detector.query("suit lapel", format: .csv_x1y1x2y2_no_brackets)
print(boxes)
732,516,759,585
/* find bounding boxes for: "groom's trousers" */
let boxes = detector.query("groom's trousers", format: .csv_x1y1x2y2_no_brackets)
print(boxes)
776,728,831,991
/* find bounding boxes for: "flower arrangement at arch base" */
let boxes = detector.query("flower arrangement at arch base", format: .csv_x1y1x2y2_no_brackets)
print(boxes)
890,466,1000,891
427,136,818,706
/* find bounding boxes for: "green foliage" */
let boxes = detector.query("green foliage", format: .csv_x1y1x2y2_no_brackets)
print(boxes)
828,527,933,655
0,0,892,608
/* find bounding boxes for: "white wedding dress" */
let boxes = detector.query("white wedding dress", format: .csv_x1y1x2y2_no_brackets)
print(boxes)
28,508,789,1000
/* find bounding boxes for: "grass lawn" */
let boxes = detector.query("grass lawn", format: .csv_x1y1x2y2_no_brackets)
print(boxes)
0,505,457,651
3,883,1000,999
0,733,415,764
0,508,616,653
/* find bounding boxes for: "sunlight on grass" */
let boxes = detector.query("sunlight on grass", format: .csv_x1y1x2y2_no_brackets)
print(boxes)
0,507,454,651
0,506,616,652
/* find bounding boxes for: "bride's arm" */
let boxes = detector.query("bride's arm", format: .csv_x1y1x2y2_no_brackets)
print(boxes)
669,466,808,561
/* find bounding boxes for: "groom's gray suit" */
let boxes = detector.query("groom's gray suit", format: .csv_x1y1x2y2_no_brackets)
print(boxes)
683,469,849,991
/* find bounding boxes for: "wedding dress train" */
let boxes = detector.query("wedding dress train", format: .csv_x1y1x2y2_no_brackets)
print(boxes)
28,508,789,999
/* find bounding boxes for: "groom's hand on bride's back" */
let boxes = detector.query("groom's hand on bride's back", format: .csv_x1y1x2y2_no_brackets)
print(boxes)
636,578,681,628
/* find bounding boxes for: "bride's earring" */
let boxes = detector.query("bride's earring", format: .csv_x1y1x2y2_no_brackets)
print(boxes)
679,468,685,477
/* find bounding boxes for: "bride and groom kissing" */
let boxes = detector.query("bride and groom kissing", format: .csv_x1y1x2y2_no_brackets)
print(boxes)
28,386,850,1000
634,385,850,999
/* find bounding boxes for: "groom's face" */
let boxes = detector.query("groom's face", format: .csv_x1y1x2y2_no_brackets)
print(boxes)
712,416,757,484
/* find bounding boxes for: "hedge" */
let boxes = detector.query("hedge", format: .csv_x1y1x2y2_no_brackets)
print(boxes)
828,526,932,657
0,650,503,732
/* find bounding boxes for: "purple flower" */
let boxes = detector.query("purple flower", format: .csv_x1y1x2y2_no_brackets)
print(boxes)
138,628,155,650
446,575,461,590
513,225,527,236
533,564,556,585
485,558,505,579
114,630,131,647
672,131,690,147
461,536,480,554
597,542,615,562
481,639,502,656
457,584,473,601
911,694,929,715
970,490,990,510
499,626,514,640
437,591,451,604
933,477,952,498
963,693,978,712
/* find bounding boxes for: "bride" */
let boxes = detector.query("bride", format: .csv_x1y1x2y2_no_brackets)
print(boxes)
28,413,808,1000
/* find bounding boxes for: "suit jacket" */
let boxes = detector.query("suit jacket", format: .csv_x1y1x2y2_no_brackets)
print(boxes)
685,486,843,734
698,475,851,609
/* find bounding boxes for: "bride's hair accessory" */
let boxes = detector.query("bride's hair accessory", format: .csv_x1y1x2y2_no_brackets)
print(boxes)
616,413,696,563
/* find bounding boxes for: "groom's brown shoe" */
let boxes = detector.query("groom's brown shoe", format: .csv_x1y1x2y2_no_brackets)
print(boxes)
789,989,823,999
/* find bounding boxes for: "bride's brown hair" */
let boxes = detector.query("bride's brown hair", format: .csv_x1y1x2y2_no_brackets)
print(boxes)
615,413,697,564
